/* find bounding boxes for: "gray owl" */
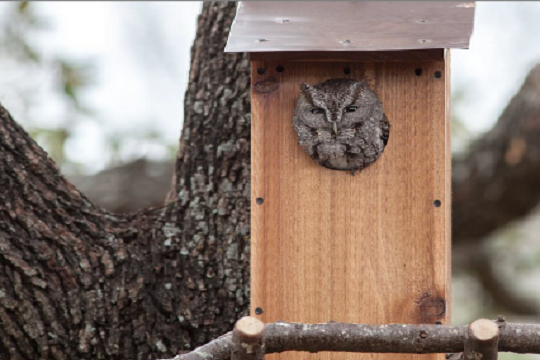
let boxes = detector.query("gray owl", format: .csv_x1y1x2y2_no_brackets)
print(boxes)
293,78,390,173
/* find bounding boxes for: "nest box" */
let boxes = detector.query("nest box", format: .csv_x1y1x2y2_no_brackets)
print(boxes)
226,2,475,360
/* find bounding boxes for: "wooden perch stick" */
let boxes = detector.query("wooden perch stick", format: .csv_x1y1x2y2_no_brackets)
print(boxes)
161,319,540,360
231,317,265,360
464,319,500,360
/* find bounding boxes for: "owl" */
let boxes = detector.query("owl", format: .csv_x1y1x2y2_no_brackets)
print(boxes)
293,78,390,174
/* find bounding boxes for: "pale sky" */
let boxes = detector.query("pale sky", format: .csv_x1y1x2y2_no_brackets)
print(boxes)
2,2,540,173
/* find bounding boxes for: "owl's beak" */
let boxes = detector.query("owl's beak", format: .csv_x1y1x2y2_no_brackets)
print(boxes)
332,122,338,136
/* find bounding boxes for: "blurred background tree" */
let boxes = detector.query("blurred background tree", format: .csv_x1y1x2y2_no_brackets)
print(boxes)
0,3,539,360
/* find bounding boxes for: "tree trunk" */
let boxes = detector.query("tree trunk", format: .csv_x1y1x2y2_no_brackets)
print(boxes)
0,2,250,360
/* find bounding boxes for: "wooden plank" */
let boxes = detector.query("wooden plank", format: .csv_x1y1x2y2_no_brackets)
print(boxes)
249,50,445,63
251,59,450,360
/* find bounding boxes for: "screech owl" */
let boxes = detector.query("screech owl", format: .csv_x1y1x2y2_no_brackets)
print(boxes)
293,78,390,174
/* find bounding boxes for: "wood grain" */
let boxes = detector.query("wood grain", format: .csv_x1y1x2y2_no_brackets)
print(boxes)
251,59,450,360
249,50,446,63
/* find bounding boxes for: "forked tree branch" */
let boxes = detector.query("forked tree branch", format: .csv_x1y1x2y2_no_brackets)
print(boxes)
160,317,540,360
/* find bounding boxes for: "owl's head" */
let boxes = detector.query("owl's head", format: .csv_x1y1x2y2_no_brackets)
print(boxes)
293,78,390,173
296,78,381,135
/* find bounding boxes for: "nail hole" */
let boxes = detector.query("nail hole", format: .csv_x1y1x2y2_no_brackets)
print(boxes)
276,65,284,73
415,68,422,76
435,321,443,325
419,330,428,339
256,198,264,205
344,67,351,75
257,68,265,75
434,200,442,207
340,39,352,45
255,307,264,315
434,71,442,78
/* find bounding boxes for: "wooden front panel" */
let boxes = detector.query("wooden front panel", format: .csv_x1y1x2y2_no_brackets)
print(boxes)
251,59,450,360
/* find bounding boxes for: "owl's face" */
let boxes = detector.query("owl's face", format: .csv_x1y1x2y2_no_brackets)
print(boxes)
293,78,390,172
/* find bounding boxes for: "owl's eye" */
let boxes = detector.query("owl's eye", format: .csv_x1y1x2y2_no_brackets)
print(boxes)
345,106,358,113
311,107,325,114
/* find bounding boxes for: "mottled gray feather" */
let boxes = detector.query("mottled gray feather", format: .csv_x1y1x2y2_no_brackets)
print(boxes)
293,78,391,172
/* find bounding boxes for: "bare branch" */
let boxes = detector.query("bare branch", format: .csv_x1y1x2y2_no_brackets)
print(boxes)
464,319,499,360
231,317,265,360
160,320,540,360
453,64,540,246
465,245,540,315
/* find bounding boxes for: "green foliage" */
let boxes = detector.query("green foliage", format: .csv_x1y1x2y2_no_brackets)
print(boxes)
0,2,178,174
28,128,69,164
0,2,92,170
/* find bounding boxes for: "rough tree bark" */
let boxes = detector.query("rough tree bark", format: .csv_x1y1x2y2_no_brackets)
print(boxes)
0,2,250,360
2,2,540,360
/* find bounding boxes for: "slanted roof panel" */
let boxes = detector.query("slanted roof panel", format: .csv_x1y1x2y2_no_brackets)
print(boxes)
225,1,475,53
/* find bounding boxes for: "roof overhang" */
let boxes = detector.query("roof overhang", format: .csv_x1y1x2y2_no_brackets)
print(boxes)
225,1,475,53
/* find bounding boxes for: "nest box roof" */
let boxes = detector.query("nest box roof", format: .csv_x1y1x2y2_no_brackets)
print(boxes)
225,1,475,53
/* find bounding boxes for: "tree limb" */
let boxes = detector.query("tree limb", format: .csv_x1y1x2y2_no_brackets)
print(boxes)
161,319,540,360
456,244,540,316
453,64,540,245
464,319,499,360
231,317,265,360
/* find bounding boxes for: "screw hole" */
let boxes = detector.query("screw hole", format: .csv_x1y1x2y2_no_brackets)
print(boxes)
256,198,264,205
415,68,422,76
276,65,285,73
344,67,351,75
257,68,265,75
434,71,442,78
433,200,442,207
255,307,264,315
419,330,428,339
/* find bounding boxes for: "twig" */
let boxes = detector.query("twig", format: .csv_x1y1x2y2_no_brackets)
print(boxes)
231,316,265,360
464,319,499,360
159,319,540,360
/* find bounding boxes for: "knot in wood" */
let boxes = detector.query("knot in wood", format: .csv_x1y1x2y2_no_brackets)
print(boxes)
420,299,446,317
254,78,280,94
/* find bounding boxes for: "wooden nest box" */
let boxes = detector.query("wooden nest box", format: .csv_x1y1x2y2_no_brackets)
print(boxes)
226,2,475,360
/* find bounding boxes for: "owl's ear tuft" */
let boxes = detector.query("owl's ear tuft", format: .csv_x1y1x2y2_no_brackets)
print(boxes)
352,81,365,99
300,83,316,102
300,83,313,92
